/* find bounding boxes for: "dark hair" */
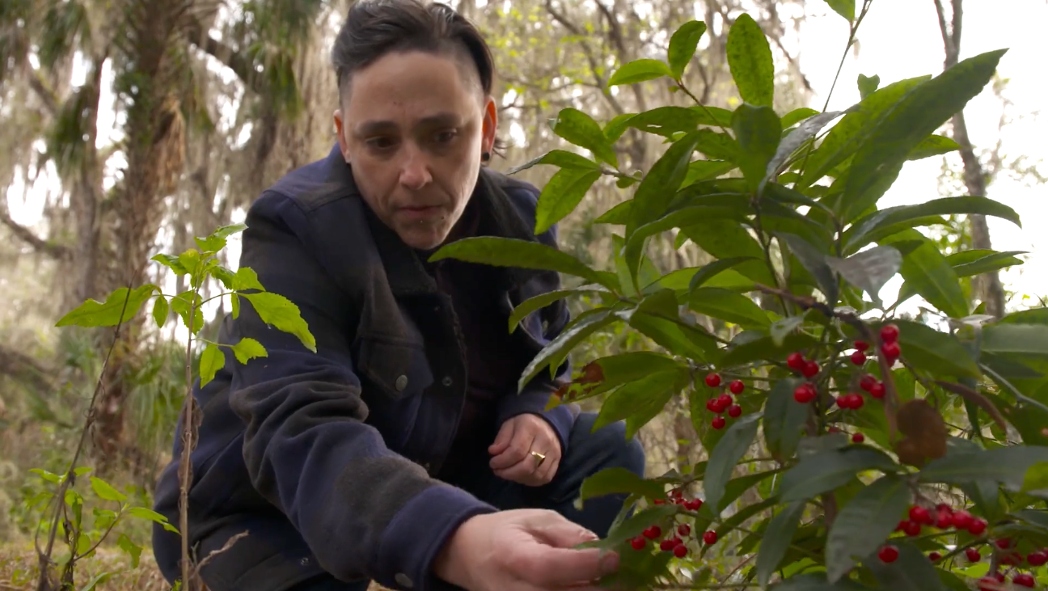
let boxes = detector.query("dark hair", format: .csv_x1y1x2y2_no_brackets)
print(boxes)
331,0,495,100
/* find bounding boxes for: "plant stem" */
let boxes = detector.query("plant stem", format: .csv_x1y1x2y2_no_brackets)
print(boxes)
179,300,198,591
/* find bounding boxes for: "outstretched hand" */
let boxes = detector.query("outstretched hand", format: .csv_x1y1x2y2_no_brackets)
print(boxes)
488,414,562,486
432,509,619,591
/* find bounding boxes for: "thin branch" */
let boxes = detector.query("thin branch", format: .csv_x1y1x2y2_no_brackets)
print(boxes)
0,208,71,260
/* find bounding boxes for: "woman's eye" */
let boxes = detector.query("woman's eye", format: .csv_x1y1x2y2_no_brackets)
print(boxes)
435,130,458,144
367,137,396,150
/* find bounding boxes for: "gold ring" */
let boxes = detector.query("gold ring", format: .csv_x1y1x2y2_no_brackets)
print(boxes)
530,450,546,468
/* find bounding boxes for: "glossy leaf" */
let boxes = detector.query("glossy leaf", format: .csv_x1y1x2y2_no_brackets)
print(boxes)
689,287,771,329
825,245,901,307
865,540,947,591
842,49,1007,222
517,309,617,392
508,287,607,332
668,21,707,78
918,445,1048,490
151,296,169,328
231,337,268,365
726,14,774,106
825,474,910,582
780,233,838,303
823,0,855,20
893,320,980,378
756,500,806,589
624,106,700,137
241,292,317,353
683,220,776,285
858,74,880,98
763,110,846,188
580,467,665,501
732,103,782,191
683,160,738,186
55,285,156,328
883,230,969,318
550,107,618,167
781,107,822,129
981,323,1048,357
507,149,600,175
199,343,225,387
535,167,602,234
763,377,811,462
688,257,760,292
907,134,961,160
626,131,704,242
594,367,688,436
778,447,898,502
694,129,743,162
89,477,127,503
845,196,1021,253
608,58,673,86
704,413,762,514
948,249,1026,277
431,237,614,289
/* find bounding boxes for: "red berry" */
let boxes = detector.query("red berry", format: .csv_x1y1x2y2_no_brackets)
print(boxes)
678,524,691,536
851,432,865,443
729,380,745,394
903,520,922,537
878,545,899,563
869,382,886,399
1000,552,1022,566
966,547,982,562
855,340,870,352
909,506,931,525
660,539,676,551
728,404,743,418
895,520,908,532
793,384,816,404
706,398,719,412
950,510,973,529
850,350,867,366
1014,574,1036,589
881,341,901,361
977,577,1001,591
859,374,877,392
968,518,988,536
673,544,688,558
684,499,703,511
880,324,900,344
802,360,820,378
787,352,806,371
711,416,726,430
654,499,665,505
631,536,646,550
995,537,1013,550
928,551,942,562
705,373,722,388
670,489,683,499
703,530,717,545
849,393,865,409
1028,550,1048,566
936,510,953,529
643,526,661,539
717,393,732,407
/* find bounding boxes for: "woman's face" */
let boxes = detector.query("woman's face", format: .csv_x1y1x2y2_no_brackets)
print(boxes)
334,50,497,251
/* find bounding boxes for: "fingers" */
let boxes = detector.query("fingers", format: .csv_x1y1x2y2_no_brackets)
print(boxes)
517,546,619,588
488,421,515,456
533,520,599,548
490,430,534,471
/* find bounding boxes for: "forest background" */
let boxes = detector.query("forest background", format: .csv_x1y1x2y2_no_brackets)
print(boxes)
1,0,1047,589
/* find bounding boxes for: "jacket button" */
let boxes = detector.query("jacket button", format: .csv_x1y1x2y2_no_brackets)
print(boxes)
395,573,414,588
395,375,408,391
441,376,453,387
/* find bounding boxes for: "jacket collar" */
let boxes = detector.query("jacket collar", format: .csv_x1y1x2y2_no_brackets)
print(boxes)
320,144,545,297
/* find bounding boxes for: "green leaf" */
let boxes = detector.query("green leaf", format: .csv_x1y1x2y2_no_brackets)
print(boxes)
231,337,268,365
683,160,738,186
763,377,811,463
127,506,178,533
170,291,204,333
535,167,602,234
779,233,838,303
919,445,1048,490
594,368,688,437
117,533,142,569
509,287,606,333
624,106,700,137
732,103,782,192
688,288,771,329
151,253,190,275
704,413,761,514
756,501,807,589
627,131,702,238
883,230,969,318
55,285,156,328
232,267,266,292
691,105,735,127
431,237,614,290
607,58,673,86
842,49,1007,222
587,351,685,391
506,149,601,176
518,309,617,392
823,0,855,20
550,108,618,167
845,197,1021,253
624,299,720,362
594,200,633,225
151,296,169,328
825,474,910,583
893,320,980,378
199,343,225,387
580,467,666,501
763,110,846,187
907,135,961,160
89,477,127,503
949,249,1026,277
241,292,317,353
798,76,930,189
982,323,1048,357
683,220,776,285
688,257,760,292
781,107,822,129
726,14,774,107
865,540,947,591
80,572,115,591
694,129,743,162
720,332,819,369
667,21,707,78
778,447,898,502
824,246,902,307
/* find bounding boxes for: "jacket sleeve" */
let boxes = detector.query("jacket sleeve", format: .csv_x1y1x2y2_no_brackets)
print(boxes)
227,191,497,591
493,185,579,456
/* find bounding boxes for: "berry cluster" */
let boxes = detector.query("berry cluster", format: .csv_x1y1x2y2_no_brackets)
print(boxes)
703,373,745,430
789,324,901,407
894,503,987,538
631,489,717,559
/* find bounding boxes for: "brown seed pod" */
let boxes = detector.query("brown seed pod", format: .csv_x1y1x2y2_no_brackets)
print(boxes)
894,399,948,467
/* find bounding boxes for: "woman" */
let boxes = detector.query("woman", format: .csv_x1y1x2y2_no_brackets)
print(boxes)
151,1,646,590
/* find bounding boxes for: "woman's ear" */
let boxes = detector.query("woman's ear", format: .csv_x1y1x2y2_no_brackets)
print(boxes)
481,95,498,154
333,108,351,163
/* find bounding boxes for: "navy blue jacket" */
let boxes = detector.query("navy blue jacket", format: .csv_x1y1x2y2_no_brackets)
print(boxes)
152,145,579,591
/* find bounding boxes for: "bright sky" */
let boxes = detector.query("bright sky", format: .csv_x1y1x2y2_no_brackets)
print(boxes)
4,0,1046,333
